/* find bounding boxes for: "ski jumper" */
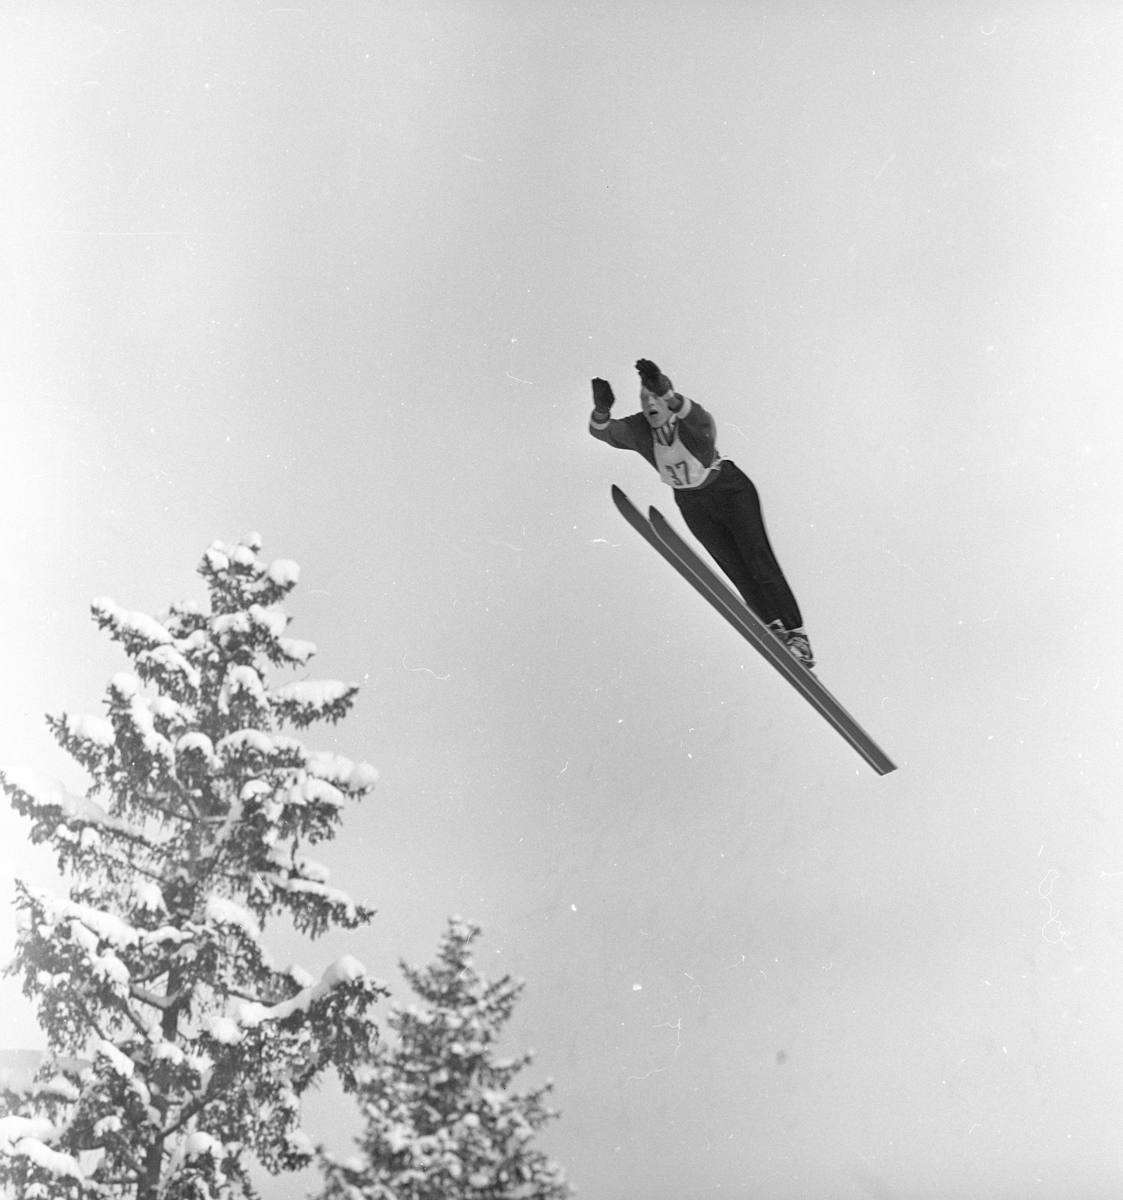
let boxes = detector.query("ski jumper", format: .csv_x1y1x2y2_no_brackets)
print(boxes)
589,397,804,631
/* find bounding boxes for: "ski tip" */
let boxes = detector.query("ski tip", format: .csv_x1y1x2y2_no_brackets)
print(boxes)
648,505,669,525
611,485,632,514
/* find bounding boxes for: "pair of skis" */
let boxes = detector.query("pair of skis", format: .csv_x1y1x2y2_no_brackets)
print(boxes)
612,486,896,776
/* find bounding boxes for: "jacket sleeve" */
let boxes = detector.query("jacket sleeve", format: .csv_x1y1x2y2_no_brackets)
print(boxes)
588,410,651,457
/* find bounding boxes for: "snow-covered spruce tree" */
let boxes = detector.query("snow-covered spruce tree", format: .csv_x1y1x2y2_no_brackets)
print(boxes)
317,918,573,1200
0,534,385,1200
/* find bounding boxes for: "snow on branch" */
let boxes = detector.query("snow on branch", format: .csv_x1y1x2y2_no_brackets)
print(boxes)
240,955,368,1023
61,714,114,748
0,1116,57,1154
220,665,269,711
176,731,219,768
271,679,359,727
26,887,189,954
91,597,173,650
3,766,144,840
287,777,345,810
208,956,373,1043
113,692,176,766
267,560,300,588
248,604,288,638
204,894,262,943
306,751,379,795
272,680,351,708
0,1128,90,1182
277,636,317,666
135,642,201,690
268,875,361,923
30,889,140,950
198,538,302,609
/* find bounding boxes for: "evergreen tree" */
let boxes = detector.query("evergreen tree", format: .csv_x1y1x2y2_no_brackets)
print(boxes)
0,534,386,1199
317,918,573,1200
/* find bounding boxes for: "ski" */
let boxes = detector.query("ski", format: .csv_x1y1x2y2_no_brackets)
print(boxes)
611,485,897,775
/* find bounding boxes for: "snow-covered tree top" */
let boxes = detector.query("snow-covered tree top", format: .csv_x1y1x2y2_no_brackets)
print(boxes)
9,535,379,920
1,534,387,1200
317,918,573,1200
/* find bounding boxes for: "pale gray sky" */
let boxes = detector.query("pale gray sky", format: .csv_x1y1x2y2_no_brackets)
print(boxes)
3,4,1123,1197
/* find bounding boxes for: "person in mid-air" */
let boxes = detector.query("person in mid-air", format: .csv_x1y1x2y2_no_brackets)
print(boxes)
588,358,814,668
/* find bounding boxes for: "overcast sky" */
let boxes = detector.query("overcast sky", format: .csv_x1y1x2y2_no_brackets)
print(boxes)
3,4,1123,1198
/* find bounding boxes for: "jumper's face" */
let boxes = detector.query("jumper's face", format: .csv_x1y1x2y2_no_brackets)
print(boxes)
642,388,673,428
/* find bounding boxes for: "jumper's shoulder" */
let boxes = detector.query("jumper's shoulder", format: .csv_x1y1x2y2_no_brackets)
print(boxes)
677,396,716,441
675,394,710,425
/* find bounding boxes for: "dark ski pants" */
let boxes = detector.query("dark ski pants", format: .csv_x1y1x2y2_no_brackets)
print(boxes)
673,460,804,630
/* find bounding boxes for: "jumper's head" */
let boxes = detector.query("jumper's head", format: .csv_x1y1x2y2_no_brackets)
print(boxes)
641,385,676,428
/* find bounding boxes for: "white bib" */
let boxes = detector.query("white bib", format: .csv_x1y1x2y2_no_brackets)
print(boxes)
653,418,719,489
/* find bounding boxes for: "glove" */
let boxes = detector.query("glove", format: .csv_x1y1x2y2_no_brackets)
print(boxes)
636,358,673,396
591,377,616,413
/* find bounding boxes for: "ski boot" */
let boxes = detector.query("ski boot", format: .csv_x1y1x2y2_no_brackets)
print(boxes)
782,627,815,669
769,620,815,669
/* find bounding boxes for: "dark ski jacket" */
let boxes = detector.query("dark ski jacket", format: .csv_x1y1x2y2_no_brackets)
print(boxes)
588,395,721,489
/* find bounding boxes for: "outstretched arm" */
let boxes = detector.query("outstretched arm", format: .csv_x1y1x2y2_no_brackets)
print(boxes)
588,378,650,456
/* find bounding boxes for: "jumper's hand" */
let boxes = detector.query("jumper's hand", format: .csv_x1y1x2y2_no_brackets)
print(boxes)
635,359,670,395
591,378,616,412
